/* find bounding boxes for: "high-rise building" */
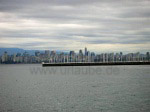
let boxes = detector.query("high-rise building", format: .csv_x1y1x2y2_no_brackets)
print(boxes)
2,51,8,62
87,51,91,62
109,53,114,62
0,56,2,63
79,50,83,62
146,52,150,61
85,47,87,56
13,54,16,62
91,52,95,62
101,53,105,62
45,50,50,57
50,51,56,63
79,50,83,54
135,52,140,61
120,52,123,62
115,53,120,62
105,53,108,62
69,51,75,62
35,51,40,57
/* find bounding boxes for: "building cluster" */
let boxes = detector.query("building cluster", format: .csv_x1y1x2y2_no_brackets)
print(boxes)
0,47,150,64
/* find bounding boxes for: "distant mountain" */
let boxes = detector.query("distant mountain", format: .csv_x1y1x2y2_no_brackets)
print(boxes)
0,48,41,55
0,48,66,56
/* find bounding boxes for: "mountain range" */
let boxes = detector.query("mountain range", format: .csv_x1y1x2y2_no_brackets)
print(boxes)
0,48,66,56
0,48,44,55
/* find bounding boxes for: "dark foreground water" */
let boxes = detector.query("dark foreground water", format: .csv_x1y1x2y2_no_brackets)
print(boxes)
0,64,150,112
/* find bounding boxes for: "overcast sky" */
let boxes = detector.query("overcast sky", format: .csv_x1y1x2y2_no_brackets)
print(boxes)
0,0,150,53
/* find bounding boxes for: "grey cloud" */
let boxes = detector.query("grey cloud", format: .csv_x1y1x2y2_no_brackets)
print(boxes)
0,0,150,52
86,38,150,45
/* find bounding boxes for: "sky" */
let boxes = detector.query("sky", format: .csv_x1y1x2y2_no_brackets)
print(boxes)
0,0,150,53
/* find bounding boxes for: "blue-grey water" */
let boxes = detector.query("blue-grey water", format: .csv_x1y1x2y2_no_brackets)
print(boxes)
0,64,150,112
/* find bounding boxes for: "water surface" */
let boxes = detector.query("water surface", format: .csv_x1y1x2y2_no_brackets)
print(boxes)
0,64,150,112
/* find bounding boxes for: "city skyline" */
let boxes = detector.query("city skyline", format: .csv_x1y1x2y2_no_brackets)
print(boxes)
1,47,149,64
0,0,150,53
0,47,149,55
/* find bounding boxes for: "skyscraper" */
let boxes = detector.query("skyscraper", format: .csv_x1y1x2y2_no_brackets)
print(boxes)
79,50,83,62
2,51,8,62
69,51,75,62
146,52,150,61
85,47,87,56
45,50,50,57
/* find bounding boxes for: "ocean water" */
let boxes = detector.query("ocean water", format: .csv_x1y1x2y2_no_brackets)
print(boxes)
0,64,150,112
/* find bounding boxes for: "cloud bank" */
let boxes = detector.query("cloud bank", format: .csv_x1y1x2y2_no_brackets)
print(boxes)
0,0,150,53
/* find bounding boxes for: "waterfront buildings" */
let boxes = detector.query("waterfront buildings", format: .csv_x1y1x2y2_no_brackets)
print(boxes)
0,48,149,64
